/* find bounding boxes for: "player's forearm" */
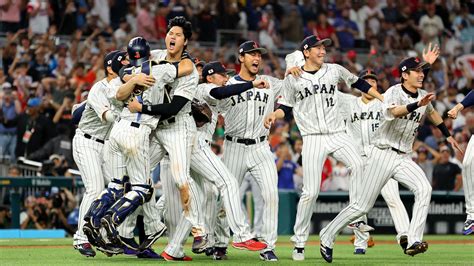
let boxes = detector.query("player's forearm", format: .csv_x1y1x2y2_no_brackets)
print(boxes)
176,59,193,78
460,90,474,108
273,108,286,120
116,78,138,101
367,87,384,102
141,96,189,116
209,82,253,99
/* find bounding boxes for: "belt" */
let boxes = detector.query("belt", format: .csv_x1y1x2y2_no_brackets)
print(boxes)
225,135,267,145
391,147,406,154
158,113,192,126
84,133,105,144
130,122,140,128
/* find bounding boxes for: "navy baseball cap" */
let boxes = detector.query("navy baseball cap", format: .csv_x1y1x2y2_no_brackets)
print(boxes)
358,69,378,81
238,41,267,55
104,50,127,74
300,35,332,51
202,61,231,81
398,57,430,76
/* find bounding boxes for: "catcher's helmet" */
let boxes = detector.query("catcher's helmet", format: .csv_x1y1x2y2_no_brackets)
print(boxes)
127,37,150,66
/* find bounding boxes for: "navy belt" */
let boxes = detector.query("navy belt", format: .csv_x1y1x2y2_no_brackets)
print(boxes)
225,135,266,145
84,133,105,144
391,147,406,154
130,122,140,128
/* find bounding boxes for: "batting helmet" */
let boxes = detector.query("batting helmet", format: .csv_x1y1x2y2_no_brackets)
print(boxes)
127,37,150,67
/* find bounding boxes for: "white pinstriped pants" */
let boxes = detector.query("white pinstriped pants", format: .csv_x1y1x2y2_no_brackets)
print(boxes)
292,132,364,248
222,140,278,251
320,146,432,249
72,131,109,245
463,137,474,220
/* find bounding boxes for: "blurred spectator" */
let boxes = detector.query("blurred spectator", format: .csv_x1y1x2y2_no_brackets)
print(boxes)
196,4,217,42
154,3,168,40
167,0,193,21
0,0,22,33
109,0,127,29
49,188,76,234
258,6,278,50
0,205,10,228
276,143,302,190
345,50,363,73
357,0,383,39
334,7,359,49
382,0,399,24
432,145,462,191
15,97,56,158
20,196,48,229
28,123,73,169
0,88,21,162
324,161,349,191
280,6,303,49
137,0,157,41
425,125,444,150
7,164,20,176
418,0,444,45
413,141,441,184
89,0,110,29
308,12,340,49
396,5,420,45
26,0,52,35
452,4,474,54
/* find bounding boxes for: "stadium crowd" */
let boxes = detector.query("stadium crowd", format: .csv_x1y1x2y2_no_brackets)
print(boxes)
0,0,473,231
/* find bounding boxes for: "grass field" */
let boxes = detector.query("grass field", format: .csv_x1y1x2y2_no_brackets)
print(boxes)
0,235,473,265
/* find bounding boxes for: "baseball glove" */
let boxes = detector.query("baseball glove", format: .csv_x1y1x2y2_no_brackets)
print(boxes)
191,99,212,127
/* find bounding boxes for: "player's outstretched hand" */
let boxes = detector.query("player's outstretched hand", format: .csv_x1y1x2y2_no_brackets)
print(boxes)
127,98,143,113
418,93,435,106
253,79,269,89
422,42,440,65
286,66,303,77
133,73,155,87
264,113,276,129
447,136,464,156
447,103,464,119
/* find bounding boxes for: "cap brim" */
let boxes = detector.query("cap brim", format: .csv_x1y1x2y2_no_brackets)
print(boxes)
242,47,268,55
405,62,431,72
316,38,332,47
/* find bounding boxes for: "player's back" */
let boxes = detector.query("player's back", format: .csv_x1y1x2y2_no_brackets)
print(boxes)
195,83,220,141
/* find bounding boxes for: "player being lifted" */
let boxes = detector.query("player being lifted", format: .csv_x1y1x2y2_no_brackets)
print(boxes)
319,44,463,263
448,90,474,235
265,35,384,261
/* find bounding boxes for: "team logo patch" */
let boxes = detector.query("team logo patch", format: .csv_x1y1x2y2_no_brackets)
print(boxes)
402,66,407,71
208,69,214,74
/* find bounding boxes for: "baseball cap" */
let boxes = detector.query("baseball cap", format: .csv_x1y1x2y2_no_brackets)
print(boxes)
398,57,430,76
202,61,231,81
104,50,126,74
27,97,41,107
238,41,267,55
358,69,378,81
300,35,332,51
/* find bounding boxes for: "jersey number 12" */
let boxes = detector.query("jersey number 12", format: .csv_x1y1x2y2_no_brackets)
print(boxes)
325,97,335,107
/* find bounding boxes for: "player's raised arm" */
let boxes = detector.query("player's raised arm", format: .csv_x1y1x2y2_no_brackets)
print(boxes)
115,73,155,101
389,92,435,118
425,108,464,155
448,90,474,119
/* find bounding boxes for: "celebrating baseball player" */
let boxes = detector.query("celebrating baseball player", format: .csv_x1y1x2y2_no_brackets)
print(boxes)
338,69,410,255
448,90,474,235
265,35,384,261
319,43,463,263
72,50,128,257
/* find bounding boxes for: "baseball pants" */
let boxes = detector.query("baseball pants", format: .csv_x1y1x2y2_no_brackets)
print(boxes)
320,146,432,249
463,137,474,220
223,140,278,251
292,132,364,248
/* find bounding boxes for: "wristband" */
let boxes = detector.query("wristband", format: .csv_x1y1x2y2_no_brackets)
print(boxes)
406,101,420,113
437,123,451,138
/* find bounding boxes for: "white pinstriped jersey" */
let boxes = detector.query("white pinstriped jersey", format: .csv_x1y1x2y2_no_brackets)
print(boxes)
119,63,177,128
339,92,383,156
374,84,434,153
150,49,198,116
194,83,219,141
220,75,283,139
278,63,360,135
78,78,124,140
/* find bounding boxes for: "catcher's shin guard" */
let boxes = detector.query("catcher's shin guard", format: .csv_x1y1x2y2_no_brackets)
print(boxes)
84,178,126,228
105,184,152,226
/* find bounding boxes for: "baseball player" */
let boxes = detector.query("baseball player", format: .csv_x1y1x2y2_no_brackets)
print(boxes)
82,36,195,250
72,50,128,257
338,69,410,255
448,90,474,235
212,40,285,261
319,45,463,263
265,35,384,261
130,61,269,260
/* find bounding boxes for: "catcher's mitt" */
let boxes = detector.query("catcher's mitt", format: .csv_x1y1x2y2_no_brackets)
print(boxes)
191,99,212,127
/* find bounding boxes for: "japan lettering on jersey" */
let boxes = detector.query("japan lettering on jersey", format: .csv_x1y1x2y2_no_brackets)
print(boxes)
219,75,283,139
278,63,359,135
374,84,434,153
338,92,383,156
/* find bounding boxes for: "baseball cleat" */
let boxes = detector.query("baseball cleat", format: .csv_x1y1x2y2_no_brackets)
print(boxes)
462,219,474,235
96,243,123,256
101,215,121,246
123,245,139,256
74,243,96,257
260,250,278,261
192,235,210,254
354,248,366,255
348,221,375,232
83,221,107,248
161,251,193,261
204,247,214,256
138,226,167,250
213,247,228,260
232,238,267,251
292,247,305,261
320,244,333,263
405,241,428,256
137,248,163,259
399,235,408,252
